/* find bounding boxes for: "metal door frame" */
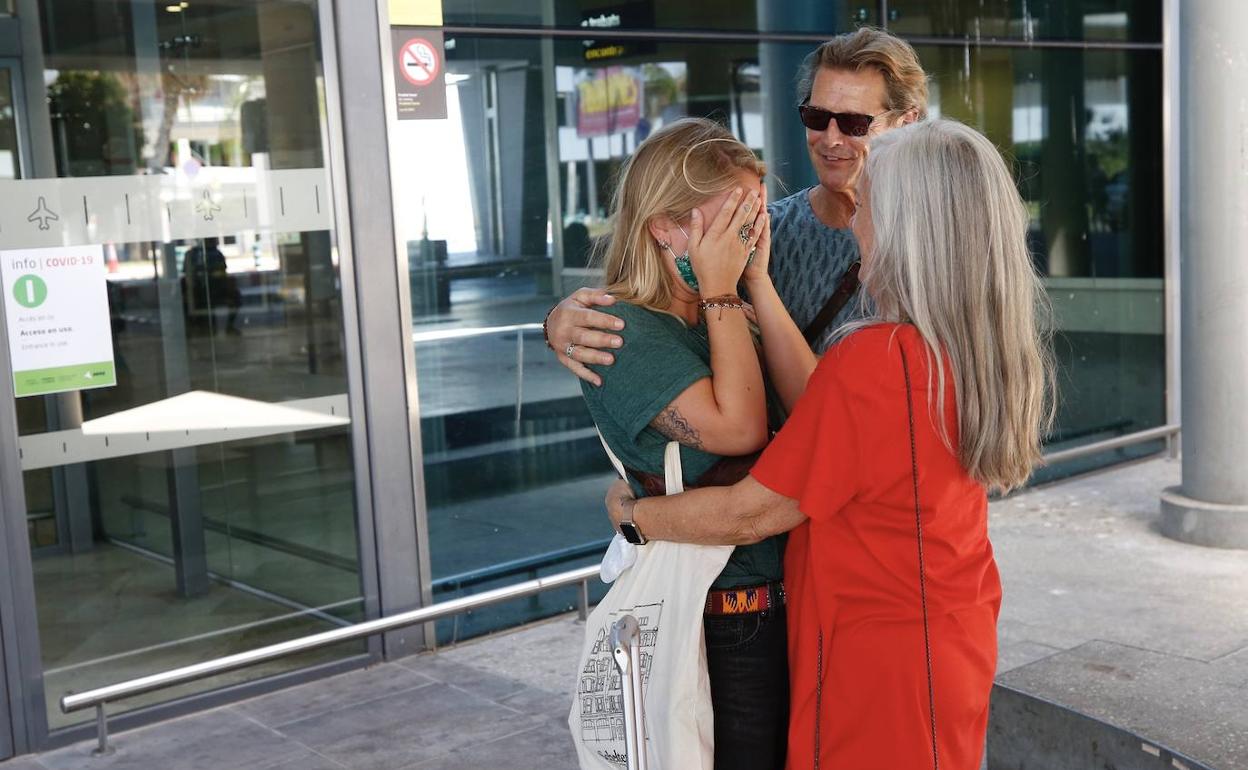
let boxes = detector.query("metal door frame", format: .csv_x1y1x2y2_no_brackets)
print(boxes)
0,0,428,754
0,211,42,758
0,56,32,179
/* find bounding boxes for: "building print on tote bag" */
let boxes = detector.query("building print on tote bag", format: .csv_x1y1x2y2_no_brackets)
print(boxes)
578,602,662,763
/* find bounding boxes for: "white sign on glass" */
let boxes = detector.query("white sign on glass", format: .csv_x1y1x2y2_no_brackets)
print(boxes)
1,244,117,397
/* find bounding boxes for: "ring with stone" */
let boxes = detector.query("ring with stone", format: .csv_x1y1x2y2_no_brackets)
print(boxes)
738,223,752,244
565,343,578,358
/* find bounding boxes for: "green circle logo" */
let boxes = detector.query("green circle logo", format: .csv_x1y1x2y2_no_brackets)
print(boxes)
13,275,48,309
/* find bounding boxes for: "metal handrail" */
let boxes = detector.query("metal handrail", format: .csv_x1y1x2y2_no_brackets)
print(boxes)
62,564,600,756
411,322,542,344
1042,423,1179,466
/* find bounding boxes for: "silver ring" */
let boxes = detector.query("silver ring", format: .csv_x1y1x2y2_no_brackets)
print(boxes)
565,343,577,358
738,223,752,244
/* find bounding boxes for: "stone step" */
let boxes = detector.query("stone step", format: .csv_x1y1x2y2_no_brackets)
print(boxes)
988,640,1247,769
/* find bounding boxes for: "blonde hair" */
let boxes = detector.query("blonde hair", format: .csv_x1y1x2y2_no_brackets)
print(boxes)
853,119,1055,492
798,27,929,118
595,118,765,312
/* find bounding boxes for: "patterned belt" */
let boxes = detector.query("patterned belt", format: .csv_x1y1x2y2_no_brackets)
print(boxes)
704,581,784,615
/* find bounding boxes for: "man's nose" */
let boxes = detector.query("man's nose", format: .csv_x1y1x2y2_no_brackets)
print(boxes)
820,121,846,145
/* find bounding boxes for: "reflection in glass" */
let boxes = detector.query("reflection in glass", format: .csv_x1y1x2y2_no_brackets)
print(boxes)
0,67,19,179
398,23,1167,644
916,42,1165,460
441,0,876,34
13,0,365,729
887,0,1161,43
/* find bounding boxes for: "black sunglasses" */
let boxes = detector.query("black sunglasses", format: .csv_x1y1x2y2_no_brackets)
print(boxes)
797,105,882,137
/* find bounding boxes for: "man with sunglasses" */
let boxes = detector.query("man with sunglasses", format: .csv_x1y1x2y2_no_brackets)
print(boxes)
546,28,928,371
546,28,929,770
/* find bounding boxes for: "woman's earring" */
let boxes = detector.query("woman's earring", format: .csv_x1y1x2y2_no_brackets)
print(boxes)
674,253,699,290
661,239,699,291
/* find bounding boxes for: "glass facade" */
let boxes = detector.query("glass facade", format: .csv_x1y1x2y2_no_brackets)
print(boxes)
442,1,879,33
392,1,1167,641
4,0,366,731
0,0,1170,754
887,0,1161,42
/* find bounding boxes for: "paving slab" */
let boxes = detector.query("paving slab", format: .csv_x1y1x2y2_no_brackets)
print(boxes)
992,458,1248,662
260,751,349,770
424,613,586,693
996,640,1062,674
232,662,435,729
394,656,532,703
276,682,547,770
402,723,579,770
0,759,49,770
36,709,308,770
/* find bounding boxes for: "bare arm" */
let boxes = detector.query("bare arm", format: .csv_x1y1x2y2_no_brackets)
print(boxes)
606,475,805,545
743,275,818,412
737,190,818,412
545,289,625,387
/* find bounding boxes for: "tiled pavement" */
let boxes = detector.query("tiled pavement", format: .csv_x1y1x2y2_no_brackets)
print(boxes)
23,617,585,770
8,455,1248,769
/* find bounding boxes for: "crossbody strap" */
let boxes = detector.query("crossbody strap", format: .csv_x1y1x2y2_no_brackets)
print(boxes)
900,345,939,770
801,261,861,345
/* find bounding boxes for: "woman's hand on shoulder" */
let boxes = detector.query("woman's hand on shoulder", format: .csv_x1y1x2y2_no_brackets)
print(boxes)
546,289,624,387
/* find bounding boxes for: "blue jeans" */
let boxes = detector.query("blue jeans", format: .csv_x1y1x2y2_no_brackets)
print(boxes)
704,598,789,770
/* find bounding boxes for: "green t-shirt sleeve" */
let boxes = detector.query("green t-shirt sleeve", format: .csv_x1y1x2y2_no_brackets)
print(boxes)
587,304,711,443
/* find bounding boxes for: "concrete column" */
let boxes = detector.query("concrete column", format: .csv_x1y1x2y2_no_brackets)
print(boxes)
1159,0,1248,549
756,2,844,195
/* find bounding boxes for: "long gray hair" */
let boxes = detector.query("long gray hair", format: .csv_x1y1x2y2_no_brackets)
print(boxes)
849,119,1055,492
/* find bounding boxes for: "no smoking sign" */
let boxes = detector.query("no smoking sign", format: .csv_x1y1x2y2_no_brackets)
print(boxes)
391,28,448,120
399,38,439,86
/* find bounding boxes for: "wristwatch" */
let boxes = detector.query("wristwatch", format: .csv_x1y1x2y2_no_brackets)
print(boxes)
618,501,648,545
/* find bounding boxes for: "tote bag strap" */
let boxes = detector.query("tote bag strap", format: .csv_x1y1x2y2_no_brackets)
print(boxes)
595,429,684,497
596,429,629,480
663,441,684,495
899,345,939,770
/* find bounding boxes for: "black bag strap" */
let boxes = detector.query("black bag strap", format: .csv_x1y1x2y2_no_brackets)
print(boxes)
801,260,861,346
900,344,940,770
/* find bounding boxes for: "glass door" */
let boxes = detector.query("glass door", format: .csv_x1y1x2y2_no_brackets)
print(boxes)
0,0,369,733
0,60,24,180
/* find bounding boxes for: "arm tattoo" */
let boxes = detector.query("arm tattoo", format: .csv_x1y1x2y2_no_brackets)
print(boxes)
651,405,704,450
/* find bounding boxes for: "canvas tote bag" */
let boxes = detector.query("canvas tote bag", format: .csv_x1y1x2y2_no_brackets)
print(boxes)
569,437,733,770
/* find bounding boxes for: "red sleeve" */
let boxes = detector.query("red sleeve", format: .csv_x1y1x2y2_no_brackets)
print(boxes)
750,356,859,522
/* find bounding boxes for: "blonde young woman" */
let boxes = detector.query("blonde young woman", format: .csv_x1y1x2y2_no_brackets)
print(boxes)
608,119,1055,770
580,117,789,770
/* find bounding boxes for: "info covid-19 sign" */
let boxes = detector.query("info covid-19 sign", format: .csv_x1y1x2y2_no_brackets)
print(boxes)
2,245,116,397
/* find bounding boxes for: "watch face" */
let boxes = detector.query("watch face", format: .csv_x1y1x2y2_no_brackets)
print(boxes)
620,522,644,545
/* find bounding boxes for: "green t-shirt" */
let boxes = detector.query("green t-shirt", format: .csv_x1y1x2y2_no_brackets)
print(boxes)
581,301,785,589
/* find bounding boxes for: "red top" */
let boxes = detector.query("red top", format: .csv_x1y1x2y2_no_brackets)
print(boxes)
752,324,1002,770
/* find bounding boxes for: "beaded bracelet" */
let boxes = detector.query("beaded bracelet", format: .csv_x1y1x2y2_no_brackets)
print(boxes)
542,305,557,351
697,294,747,320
